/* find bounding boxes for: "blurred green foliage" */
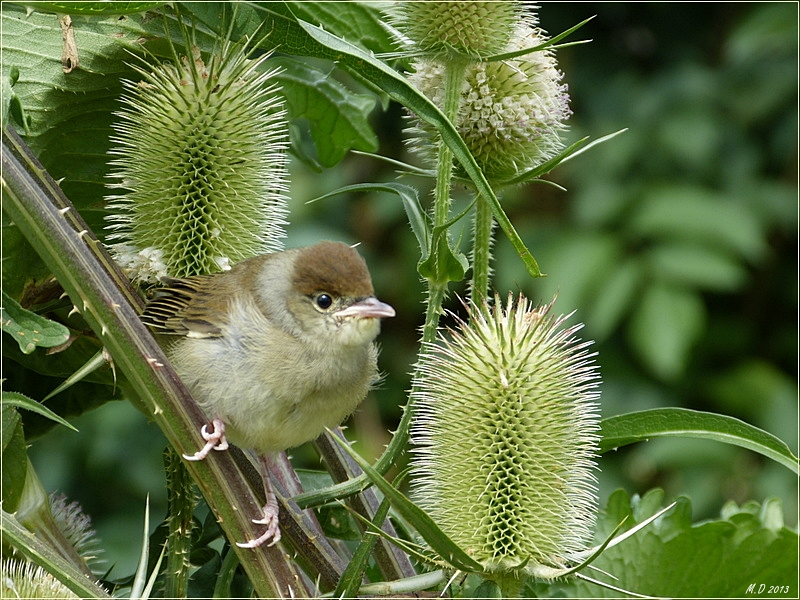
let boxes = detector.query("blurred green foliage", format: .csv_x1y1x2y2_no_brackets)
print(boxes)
7,0,797,579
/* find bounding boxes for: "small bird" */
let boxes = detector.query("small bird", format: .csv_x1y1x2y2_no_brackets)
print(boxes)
141,241,395,548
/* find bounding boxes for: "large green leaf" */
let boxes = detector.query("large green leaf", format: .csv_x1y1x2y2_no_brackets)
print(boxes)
0,5,146,225
561,489,798,598
282,1,396,56
273,56,378,168
599,408,799,474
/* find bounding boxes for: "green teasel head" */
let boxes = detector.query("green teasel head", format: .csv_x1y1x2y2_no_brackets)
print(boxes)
410,295,600,578
406,19,571,182
392,0,521,60
106,35,289,282
1,559,81,599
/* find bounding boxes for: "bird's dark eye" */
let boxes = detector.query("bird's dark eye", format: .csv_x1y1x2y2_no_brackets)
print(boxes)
315,293,333,310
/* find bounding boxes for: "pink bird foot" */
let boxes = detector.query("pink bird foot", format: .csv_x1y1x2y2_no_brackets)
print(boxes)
183,417,229,461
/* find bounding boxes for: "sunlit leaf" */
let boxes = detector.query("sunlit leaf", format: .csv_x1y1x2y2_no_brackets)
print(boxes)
600,408,799,474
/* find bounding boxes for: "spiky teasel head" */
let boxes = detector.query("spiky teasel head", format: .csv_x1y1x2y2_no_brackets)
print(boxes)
49,493,103,572
106,35,289,282
392,0,520,60
410,295,600,580
1,559,80,598
406,19,571,182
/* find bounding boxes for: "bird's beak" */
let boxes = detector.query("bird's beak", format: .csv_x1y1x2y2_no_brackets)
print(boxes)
335,297,396,319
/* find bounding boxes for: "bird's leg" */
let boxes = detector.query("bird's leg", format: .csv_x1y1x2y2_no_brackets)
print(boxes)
236,453,281,548
182,417,229,461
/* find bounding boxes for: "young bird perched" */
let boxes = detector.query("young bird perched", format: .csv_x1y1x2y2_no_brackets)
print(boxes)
141,241,395,548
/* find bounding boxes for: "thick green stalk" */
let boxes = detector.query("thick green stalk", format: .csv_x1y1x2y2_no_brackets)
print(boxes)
421,58,467,344
1,126,306,599
163,448,196,599
470,192,494,305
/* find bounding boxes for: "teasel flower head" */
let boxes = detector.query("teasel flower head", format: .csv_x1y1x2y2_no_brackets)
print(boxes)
410,295,600,579
406,17,571,182
1,559,79,599
106,37,289,282
50,493,103,572
392,0,520,60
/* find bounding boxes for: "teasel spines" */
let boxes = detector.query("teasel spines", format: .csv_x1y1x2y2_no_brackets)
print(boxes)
394,0,520,60
406,20,571,182
411,295,601,577
106,39,289,281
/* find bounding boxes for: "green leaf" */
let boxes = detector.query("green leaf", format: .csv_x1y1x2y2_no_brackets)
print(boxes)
2,390,77,431
567,490,798,598
484,16,596,62
282,1,397,56
331,432,485,573
1,289,69,354
497,136,590,187
273,56,379,168
334,495,392,598
0,4,221,216
417,227,469,284
599,408,799,475
42,348,108,401
627,282,705,381
311,182,430,258
0,4,134,214
1,404,27,510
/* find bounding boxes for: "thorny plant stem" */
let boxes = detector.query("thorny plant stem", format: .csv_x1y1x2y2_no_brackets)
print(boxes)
421,58,467,344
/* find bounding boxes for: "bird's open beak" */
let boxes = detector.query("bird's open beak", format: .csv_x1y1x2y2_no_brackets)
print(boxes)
335,297,396,319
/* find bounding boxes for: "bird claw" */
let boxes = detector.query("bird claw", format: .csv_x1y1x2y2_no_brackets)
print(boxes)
183,417,229,461
236,502,281,548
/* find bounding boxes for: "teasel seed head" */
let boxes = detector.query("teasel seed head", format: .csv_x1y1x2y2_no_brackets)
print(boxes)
1,559,80,598
406,19,571,181
106,39,289,281
410,295,600,578
393,0,520,59
49,493,103,572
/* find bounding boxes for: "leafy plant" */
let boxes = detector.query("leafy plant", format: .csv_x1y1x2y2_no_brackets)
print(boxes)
2,2,796,598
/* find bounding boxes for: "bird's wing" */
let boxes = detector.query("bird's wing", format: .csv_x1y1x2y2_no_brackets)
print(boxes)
141,275,227,338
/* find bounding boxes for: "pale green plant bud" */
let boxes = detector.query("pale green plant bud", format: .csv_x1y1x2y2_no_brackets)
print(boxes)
410,295,600,579
393,0,520,59
407,20,571,181
1,559,80,598
106,40,289,281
